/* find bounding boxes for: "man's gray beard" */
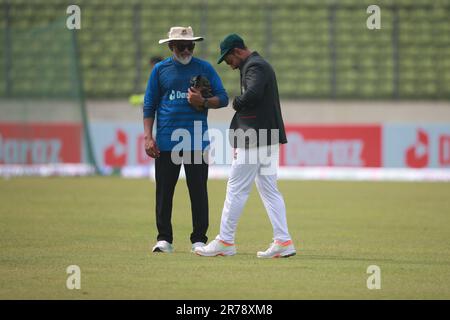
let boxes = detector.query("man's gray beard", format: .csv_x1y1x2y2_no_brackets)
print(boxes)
174,53,192,65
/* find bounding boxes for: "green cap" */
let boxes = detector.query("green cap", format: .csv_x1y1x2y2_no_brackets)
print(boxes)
217,34,245,64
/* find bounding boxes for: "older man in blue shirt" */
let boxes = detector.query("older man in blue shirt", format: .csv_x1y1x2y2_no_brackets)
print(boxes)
143,26,228,253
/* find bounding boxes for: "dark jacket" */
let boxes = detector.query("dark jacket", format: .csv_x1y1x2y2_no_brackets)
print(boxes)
229,52,287,148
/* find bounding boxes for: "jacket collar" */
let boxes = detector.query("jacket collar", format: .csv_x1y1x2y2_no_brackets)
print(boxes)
239,51,259,70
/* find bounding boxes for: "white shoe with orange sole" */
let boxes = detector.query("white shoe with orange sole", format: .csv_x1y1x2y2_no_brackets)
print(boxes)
257,240,296,258
194,238,236,257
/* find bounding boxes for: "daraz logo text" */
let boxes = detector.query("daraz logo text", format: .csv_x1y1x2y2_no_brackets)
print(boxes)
169,90,188,101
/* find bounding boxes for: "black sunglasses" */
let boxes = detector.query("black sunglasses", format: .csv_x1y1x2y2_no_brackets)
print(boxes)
174,42,195,52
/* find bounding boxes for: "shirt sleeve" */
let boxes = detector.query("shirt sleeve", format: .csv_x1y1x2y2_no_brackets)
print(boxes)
206,63,229,108
143,66,160,119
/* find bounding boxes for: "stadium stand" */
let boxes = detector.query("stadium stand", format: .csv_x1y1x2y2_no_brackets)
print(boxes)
1,0,449,99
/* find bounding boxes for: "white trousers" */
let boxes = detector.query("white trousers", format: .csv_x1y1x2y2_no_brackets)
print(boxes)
218,145,292,243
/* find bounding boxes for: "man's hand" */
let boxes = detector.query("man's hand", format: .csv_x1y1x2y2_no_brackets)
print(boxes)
188,87,206,111
232,97,243,112
144,136,160,158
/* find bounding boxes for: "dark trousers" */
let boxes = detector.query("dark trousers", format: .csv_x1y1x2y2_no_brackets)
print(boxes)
155,151,209,244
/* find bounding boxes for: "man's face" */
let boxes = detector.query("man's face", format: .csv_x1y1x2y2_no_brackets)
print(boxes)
171,41,195,65
224,50,241,70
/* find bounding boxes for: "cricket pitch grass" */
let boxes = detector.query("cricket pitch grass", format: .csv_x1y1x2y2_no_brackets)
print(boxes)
1,177,449,299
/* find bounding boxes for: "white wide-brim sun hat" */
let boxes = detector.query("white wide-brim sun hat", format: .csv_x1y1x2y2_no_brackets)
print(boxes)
158,26,204,44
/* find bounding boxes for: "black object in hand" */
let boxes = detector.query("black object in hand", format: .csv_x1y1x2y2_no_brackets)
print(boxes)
190,75,213,98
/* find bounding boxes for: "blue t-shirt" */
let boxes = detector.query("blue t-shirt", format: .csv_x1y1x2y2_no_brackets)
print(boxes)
143,56,228,151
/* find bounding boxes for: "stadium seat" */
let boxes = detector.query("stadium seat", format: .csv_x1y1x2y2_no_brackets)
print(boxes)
2,0,449,99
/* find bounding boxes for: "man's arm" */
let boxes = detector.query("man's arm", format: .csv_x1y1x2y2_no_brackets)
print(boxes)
187,89,223,109
232,64,265,112
208,65,229,109
188,63,229,110
143,117,160,158
143,65,161,158
188,62,229,110
143,67,160,119
203,96,222,109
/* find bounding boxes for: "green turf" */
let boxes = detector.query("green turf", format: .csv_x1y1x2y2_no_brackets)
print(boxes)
1,177,449,299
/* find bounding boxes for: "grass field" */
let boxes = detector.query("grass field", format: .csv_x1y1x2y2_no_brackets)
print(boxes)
1,177,450,299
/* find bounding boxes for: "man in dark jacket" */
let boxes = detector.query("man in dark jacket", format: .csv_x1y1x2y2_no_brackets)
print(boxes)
195,34,296,259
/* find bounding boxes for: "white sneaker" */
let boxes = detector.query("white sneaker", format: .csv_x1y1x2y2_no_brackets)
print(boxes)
191,242,206,253
152,240,174,253
194,238,236,257
257,240,296,258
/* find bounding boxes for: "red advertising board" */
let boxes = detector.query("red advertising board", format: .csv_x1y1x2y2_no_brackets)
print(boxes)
0,122,82,164
280,125,382,167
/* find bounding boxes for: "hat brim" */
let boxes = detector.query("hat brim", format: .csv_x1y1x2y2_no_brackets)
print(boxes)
217,48,232,64
158,37,204,44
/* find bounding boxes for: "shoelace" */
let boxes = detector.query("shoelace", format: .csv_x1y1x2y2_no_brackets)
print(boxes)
266,242,277,252
210,239,221,249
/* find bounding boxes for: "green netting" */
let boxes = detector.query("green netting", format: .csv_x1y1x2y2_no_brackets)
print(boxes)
0,15,97,168
1,0,450,99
